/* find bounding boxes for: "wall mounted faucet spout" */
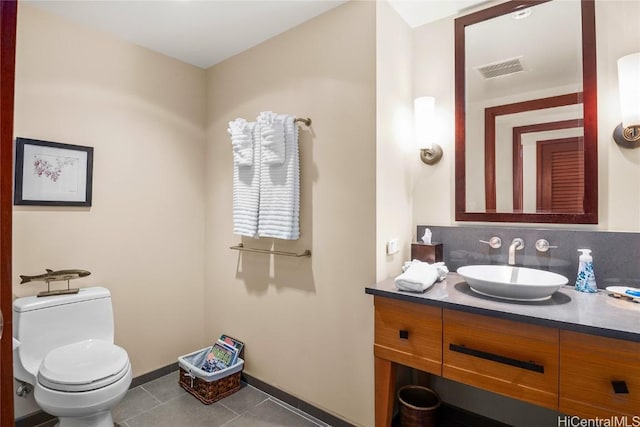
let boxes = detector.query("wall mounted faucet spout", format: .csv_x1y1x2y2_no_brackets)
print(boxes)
508,238,524,265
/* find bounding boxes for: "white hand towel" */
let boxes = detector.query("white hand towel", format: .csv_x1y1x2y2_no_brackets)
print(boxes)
258,114,299,240
395,260,449,292
231,121,260,238
257,111,285,165
228,118,254,167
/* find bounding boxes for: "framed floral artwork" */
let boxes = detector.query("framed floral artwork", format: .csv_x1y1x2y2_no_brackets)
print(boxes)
14,138,93,207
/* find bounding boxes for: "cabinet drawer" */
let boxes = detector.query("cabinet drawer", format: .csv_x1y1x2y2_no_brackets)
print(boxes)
443,309,559,410
560,330,640,418
374,296,442,375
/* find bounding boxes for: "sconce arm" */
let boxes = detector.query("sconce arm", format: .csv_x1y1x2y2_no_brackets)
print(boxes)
420,144,443,165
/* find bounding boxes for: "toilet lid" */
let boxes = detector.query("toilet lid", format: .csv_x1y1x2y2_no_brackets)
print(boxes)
38,339,130,392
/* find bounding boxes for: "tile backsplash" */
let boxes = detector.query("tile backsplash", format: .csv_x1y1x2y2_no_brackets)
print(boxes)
417,225,640,289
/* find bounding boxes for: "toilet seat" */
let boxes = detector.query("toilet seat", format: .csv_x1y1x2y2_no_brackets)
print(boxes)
38,339,130,392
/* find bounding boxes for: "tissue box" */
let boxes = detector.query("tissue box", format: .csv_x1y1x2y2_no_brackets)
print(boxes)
178,347,244,404
411,243,443,263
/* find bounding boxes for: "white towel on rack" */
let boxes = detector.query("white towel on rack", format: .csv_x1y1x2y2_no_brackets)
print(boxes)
228,118,254,167
258,114,299,240
231,120,260,238
257,111,285,165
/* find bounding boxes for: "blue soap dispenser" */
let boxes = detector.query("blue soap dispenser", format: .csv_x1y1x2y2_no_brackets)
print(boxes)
575,249,597,293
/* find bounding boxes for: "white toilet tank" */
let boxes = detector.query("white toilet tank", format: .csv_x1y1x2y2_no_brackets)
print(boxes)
13,287,115,383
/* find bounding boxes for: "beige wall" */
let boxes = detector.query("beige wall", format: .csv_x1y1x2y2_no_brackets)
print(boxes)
376,1,414,281
13,4,207,417
13,0,636,424
412,0,640,231
204,2,376,426
596,0,640,231
405,1,640,424
13,3,377,424
411,14,457,228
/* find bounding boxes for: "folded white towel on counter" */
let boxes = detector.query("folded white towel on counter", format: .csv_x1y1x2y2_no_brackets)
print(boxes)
231,121,260,238
257,111,285,165
258,114,299,240
394,260,449,292
228,118,254,167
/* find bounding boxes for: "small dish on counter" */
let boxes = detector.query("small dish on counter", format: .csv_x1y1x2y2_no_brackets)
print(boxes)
606,286,640,303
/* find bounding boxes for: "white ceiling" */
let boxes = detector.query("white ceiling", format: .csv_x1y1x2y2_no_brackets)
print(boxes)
25,0,489,69
26,0,347,69
466,0,581,102
387,0,490,28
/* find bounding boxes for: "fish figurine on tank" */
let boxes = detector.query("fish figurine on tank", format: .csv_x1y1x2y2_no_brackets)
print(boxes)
19,269,91,297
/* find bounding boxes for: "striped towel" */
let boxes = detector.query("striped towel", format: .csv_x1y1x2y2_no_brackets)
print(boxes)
258,114,299,240
228,118,254,167
257,111,285,165
230,120,260,238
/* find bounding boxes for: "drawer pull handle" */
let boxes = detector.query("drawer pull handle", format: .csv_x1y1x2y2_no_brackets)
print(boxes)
399,330,409,339
611,381,629,394
449,343,544,373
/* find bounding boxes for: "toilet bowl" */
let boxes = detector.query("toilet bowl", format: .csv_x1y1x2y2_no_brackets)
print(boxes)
35,339,131,427
13,287,132,427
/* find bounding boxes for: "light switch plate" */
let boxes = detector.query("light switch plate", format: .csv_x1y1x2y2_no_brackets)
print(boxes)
387,238,399,255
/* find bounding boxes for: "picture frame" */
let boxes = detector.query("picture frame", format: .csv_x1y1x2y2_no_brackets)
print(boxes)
14,137,93,207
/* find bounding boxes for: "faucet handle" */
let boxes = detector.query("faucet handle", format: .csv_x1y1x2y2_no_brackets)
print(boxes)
479,237,502,249
535,239,558,252
511,238,525,250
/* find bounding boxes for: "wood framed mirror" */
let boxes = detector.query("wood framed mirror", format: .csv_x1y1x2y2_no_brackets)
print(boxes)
454,0,597,223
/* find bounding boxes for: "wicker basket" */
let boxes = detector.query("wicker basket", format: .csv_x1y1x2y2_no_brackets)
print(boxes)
178,366,242,404
178,347,244,405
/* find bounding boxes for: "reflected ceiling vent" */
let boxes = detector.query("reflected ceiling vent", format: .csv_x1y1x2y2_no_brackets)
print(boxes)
475,56,525,79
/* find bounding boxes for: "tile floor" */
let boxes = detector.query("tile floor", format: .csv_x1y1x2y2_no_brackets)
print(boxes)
36,370,329,427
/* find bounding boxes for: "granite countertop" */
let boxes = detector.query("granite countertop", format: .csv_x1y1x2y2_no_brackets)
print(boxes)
365,273,640,342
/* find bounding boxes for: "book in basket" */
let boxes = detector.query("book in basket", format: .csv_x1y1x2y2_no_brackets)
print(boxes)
219,334,244,362
201,340,238,373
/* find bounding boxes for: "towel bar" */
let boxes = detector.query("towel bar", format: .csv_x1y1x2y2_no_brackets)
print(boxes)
294,117,312,126
230,243,311,258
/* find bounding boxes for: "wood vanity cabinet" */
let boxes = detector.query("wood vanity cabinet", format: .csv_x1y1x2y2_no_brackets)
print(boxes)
372,295,639,427
443,309,559,410
559,330,640,419
373,296,443,427
374,296,442,375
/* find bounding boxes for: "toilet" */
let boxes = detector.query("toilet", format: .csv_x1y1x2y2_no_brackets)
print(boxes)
13,287,131,427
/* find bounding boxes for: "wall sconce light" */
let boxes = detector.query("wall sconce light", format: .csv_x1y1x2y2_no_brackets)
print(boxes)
414,96,443,165
613,52,640,148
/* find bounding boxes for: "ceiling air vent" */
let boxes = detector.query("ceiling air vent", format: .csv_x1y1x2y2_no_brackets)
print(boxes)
475,57,525,79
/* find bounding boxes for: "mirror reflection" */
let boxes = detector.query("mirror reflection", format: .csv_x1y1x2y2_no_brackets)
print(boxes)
456,0,598,223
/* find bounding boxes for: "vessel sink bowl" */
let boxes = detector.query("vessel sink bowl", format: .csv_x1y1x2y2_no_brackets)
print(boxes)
457,265,568,301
